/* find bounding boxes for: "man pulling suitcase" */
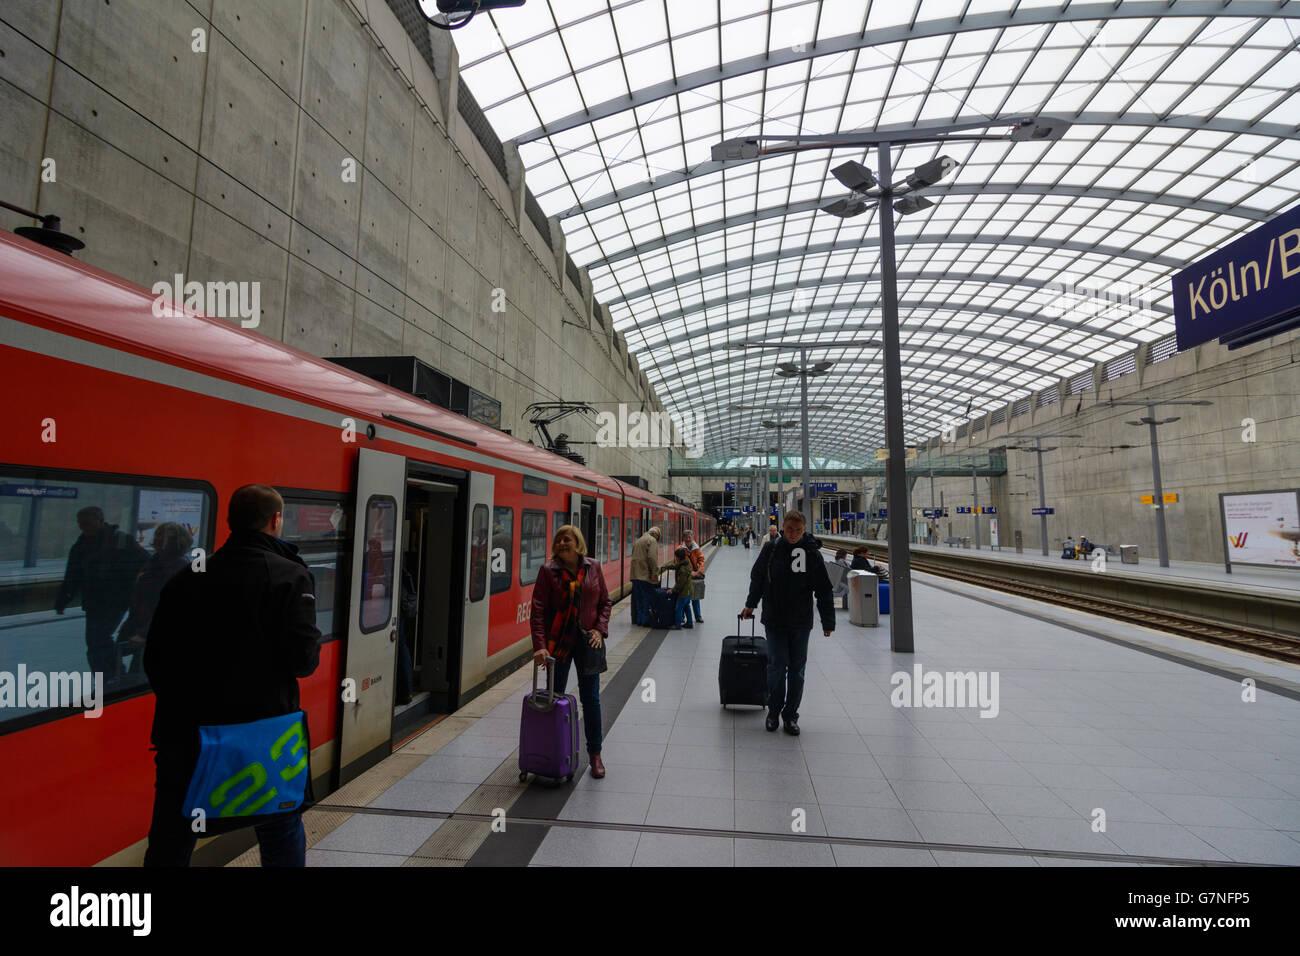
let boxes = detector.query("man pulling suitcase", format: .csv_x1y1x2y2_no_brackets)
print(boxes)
741,510,834,736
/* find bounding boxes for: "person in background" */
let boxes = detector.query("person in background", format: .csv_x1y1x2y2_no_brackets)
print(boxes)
1078,535,1094,557
56,506,149,674
682,529,705,624
629,525,661,625
742,510,835,736
116,522,193,679
743,527,754,550
768,525,780,543
832,548,852,610
663,547,695,630
530,525,611,779
850,545,888,580
1062,535,1077,559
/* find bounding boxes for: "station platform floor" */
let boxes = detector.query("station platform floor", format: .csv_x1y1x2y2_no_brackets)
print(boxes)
836,537,1300,599
234,543,1300,867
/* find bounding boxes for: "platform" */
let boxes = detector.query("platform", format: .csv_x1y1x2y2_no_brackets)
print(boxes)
839,538,1300,599
238,543,1300,867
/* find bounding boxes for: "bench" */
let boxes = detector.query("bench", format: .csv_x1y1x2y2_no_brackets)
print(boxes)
942,536,963,547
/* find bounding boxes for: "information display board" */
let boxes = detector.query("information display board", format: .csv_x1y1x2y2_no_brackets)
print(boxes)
1218,489,1300,572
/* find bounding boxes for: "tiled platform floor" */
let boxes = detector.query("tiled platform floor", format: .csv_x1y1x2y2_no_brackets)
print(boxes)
237,543,1300,867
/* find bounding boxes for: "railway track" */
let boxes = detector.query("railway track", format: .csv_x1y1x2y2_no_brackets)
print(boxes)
823,541,1300,665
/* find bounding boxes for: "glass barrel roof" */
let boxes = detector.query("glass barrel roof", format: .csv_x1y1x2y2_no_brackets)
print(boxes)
429,0,1300,465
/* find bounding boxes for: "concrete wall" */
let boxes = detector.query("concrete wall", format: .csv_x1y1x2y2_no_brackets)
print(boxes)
0,0,679,487
919,329,1300,563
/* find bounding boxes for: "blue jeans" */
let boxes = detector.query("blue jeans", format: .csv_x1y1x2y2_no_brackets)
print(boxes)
632,579,654,624
675,595,692,626
765,626,811,722
144,752,306,866
691,598,703,622
552,654,602,756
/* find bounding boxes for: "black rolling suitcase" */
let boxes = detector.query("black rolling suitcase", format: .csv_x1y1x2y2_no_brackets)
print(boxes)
719,614,769,708
646,570,678,628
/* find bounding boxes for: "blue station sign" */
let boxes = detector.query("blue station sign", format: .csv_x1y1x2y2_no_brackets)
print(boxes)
1173,202,1300,351
1031,507,1055,516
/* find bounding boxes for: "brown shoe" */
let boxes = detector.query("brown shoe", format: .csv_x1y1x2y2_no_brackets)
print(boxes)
589,755,606,779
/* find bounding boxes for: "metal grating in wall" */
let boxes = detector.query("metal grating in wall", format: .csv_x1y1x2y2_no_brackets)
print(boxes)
1037,387,1060,408
1011,398,1031,418
956,423,969,439
1147,333,1180,365
971,418,984,432
524,191,552,249
1105,353,1137,381
385,0,433,65
989,406,1005,425
457,82,509,182
1068,369,1093,395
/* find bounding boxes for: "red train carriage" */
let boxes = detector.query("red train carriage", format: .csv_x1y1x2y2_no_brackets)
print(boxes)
0,232,713,865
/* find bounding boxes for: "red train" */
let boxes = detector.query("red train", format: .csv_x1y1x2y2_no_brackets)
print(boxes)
0,231,713,865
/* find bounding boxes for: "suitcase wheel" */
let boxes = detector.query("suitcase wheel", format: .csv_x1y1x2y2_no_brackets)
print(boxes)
518,771,528,782
566,774,574,783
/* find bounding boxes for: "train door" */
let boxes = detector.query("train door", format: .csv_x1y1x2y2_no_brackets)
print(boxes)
569,492,581,529
594,497,604,561
400,472,464,723
459,471,495,700
571,491,596,554
339,448,407,782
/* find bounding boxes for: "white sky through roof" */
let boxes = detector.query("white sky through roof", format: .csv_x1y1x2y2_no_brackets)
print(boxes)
424,0,1300,464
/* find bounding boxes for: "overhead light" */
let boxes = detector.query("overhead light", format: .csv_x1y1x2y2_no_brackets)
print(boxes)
1009,117,1071,142
711,138,762,162
777,362,798,373
831,160,877,192
776,368,798,378
893,194,935,216
812,361,835,373
905,156,960,189
821,197,869,218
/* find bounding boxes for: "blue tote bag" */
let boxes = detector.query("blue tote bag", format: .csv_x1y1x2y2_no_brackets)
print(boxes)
182,711,312,824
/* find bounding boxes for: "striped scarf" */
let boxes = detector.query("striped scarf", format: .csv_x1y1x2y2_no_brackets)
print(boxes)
546,562,586,664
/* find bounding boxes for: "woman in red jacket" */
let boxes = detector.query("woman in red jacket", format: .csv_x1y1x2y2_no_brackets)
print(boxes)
530,524,612,778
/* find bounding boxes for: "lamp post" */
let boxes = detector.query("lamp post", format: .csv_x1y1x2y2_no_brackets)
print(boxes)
1107,400,1212,568
754,445,778,527
1005,434,1081,556
713,117,1070,654
730,342,877,519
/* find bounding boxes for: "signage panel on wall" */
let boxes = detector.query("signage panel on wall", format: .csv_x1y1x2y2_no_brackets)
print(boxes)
1173,202,1300,351
1218,490,1300,571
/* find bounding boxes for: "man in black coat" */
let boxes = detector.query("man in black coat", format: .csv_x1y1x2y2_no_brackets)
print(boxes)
55,506,148,674
742,510,834,736
143,484,322,867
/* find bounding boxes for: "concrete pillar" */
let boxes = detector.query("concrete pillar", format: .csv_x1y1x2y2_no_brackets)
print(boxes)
428,22,459,139
1133,341,1150,386
502,141,526,228
1056,379,1068,411
547,215,566,287
580,268,594,325
1091,359,1104,393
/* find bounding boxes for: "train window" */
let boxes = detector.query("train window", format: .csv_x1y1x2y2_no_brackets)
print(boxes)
491,507,513,595
469,504,489,601
0,469,214,724
279,496,348,641
609,517,619,561
553,511,566,539
359,496,397,633
520,510,547,586
597,515,605,564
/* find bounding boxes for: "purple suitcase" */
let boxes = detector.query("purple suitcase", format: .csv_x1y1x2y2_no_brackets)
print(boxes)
518,658,580,783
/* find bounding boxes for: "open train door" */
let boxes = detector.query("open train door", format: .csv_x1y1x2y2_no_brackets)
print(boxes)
339,448,407,783
569,491,581,529
459,471,495,700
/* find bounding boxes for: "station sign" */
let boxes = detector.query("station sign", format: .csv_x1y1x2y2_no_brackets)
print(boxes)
981,506,997,515
921,508,945,518
1139,493,1179,504
874,448,919,460
1173,201,1300,351
1031,507,1055,516
741,506,757,513
956,506,972,514
810,482,838,492
877,509,887,518
0,484,79,499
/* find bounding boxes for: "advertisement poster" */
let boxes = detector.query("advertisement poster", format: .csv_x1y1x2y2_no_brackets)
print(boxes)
135,489,206,549
1220,491,1300,569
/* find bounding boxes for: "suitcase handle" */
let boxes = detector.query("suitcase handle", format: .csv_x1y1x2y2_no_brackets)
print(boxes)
528,656,556,710
736,612,757,643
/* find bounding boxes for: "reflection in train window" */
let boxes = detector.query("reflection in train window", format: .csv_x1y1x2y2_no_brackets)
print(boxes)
597,515,605,565
360,496,396,633
0,469,213,724
491,507,513,595
520,509,547,585
279,497,348,641
553,511,566,540
469,504,488,601
609,517,619,562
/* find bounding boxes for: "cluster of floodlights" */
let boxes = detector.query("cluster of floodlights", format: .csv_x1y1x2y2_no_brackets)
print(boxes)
821,155,961,219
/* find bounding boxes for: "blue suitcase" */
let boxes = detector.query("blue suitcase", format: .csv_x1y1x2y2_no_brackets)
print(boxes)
879,580,890,615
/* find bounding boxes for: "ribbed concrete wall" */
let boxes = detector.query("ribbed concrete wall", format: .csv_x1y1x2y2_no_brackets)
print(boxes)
922,330,1300,563
0,0,682,489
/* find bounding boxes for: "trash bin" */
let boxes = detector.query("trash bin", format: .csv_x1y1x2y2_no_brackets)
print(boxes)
847,570,879,627
961,537,971,549
1120,545,1139,564
1014,530,1023,554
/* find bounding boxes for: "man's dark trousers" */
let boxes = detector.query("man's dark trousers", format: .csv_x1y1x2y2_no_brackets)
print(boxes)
765,625,811,721
631,579,653,625
143,752,306,866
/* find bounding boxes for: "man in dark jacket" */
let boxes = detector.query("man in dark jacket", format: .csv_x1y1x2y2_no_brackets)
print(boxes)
143,484,322,866
742,510,834,735
850,546,888,580
55,506,148,674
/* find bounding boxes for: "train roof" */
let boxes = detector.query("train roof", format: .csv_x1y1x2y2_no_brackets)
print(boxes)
0,231,686,509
